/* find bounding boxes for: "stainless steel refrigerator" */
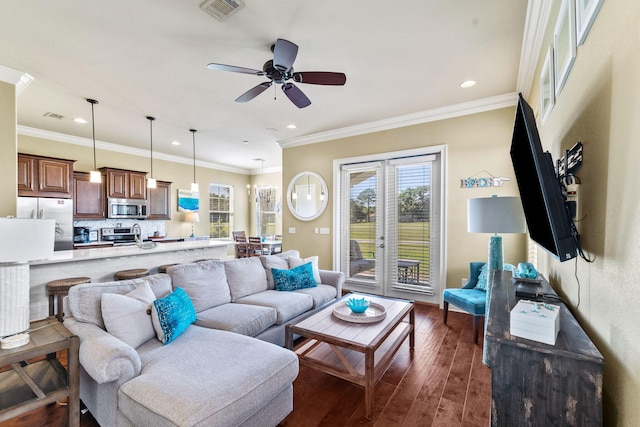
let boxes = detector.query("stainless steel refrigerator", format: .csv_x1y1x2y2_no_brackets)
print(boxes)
17,197,74,251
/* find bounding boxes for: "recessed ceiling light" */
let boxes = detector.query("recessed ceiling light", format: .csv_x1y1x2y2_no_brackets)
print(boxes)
171,141,180,146
460,80,476,88
286,124,296,129
73,117,87,124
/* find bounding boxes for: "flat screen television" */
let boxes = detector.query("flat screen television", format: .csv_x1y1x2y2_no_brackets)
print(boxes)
510,94,578,262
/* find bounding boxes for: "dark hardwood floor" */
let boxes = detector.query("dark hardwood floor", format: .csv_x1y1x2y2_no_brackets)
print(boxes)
1,304,490,427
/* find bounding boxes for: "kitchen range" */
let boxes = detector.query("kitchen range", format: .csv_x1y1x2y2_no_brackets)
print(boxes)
100,225,143,246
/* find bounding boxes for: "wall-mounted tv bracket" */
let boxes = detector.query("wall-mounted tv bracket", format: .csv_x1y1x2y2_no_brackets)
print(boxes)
556,141,583,182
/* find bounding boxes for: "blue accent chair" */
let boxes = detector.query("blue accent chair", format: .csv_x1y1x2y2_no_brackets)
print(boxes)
443,262,487,344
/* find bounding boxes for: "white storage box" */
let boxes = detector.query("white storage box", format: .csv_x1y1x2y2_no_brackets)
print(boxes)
510,300,560,345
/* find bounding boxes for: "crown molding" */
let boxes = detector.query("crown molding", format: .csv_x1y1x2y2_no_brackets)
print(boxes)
0,65,34,96
17,125,251,175
277,93,519,148
516,0,553,98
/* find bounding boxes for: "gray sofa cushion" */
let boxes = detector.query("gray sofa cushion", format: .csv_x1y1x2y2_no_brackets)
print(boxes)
293,284,338,308
68,274,173,329
118,326,298,427
224,257,269,301
196,303,277,337
260,249,300,290
235,290,313,324
168,260,230,312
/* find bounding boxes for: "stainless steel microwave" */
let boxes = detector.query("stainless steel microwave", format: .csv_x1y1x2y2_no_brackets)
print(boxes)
107,198,148,219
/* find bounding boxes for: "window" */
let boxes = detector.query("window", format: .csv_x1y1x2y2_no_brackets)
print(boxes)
256,186,277,236
209,184,232,238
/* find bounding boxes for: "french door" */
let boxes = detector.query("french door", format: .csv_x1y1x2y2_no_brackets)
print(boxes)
335,148,444,304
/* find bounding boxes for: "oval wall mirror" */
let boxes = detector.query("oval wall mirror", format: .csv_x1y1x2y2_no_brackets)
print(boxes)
287,171,328,221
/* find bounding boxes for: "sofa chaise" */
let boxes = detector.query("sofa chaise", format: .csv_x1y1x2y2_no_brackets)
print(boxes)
64,250,344,426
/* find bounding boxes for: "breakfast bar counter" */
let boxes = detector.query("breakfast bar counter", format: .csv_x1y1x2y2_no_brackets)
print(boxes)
28,239,233,321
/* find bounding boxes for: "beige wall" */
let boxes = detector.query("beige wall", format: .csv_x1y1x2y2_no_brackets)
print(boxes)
17,135,253,238
283,107,527,290
527,0,639,424
0,81,17,217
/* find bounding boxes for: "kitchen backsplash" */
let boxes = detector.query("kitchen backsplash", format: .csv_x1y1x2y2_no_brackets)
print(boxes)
73,219,167,240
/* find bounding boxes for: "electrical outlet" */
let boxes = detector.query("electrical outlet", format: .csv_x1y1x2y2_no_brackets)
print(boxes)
462,278,468,286
566,181,581,234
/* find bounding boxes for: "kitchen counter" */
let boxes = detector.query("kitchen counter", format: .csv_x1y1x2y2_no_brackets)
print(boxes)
28,239,234,321
38,239,231,265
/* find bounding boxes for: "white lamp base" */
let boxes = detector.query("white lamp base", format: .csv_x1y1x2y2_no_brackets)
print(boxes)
1,332,30,349
0,263,31,349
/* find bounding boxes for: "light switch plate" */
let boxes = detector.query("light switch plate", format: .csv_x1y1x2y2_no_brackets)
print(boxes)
288,227,296,234
319,227,330,235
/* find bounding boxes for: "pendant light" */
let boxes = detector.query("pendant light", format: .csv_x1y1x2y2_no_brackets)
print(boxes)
147,116,156,188
87,99,101,183
190,129,199,192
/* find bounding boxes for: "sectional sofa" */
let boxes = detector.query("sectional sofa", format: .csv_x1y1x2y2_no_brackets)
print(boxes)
64,250,344,427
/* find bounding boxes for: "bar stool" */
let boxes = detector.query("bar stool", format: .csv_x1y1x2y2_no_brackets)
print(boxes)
158,263,179,273
114,268,150,281
47,277,91,322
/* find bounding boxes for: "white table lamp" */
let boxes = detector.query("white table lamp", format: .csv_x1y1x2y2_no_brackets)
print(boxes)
0,218,55,349
184,212,200,238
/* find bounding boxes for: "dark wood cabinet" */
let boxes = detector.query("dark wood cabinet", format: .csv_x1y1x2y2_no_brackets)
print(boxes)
485,272,603,426
73,172,105,219
147,180,172,220
100,168,147,200
17,154,74,198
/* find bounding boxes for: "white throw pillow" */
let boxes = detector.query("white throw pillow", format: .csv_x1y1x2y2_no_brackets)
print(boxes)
101,281,156,348
289,256,321,284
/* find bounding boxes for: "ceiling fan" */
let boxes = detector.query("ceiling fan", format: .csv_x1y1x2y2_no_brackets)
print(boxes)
207,38,346,109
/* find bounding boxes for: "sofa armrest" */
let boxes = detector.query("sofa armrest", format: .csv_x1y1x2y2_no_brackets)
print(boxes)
63,317,141,385
318,270,344,296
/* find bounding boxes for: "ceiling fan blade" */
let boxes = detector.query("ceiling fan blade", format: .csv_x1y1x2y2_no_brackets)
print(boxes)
207,63,264,75
273,39,298,71
282,83,311,108
292,72,347,85
235,82,272,103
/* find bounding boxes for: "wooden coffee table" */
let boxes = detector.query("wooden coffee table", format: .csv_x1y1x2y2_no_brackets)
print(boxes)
286,293,414,418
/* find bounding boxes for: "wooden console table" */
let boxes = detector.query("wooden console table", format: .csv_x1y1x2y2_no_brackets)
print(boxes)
485,271,604,426
0,318,79,426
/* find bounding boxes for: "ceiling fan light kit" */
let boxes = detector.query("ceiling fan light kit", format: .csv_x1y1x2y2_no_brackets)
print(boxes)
207,38,346,108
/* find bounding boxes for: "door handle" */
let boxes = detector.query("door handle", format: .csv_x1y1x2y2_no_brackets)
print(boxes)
379,244,385,248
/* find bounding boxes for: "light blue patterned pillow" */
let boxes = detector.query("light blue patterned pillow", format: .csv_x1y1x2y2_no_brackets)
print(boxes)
475,264,489,290
475,263,515,290
151,287,196,345
272,262,318,291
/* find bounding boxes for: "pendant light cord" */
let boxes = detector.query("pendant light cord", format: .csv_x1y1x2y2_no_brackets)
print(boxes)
147,116,155,178
87,99,99,170
190,129,197,183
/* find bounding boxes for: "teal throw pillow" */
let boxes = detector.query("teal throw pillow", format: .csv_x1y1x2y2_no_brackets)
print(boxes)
151,287,196,345
475,264,489,290
272,262,318,291
474,263,515,291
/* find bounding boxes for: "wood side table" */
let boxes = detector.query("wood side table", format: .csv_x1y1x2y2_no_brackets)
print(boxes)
0,318,79,426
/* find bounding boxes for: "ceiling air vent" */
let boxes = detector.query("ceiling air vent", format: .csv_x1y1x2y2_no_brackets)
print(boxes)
200,0,245,21
43,112,64,120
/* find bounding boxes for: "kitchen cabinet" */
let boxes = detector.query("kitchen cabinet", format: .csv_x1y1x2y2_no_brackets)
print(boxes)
100,167,147,200
17,154,74,198
147,180,172,220
73,172,105,219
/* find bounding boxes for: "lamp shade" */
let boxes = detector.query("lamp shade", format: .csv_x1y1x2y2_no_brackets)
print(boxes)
183,212,200,223
0,218,55,262
467,196,525,234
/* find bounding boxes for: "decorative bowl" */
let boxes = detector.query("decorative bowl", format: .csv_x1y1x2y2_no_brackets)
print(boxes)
345,297,370,314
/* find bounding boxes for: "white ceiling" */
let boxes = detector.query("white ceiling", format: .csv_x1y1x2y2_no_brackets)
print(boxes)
0,0,529,174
